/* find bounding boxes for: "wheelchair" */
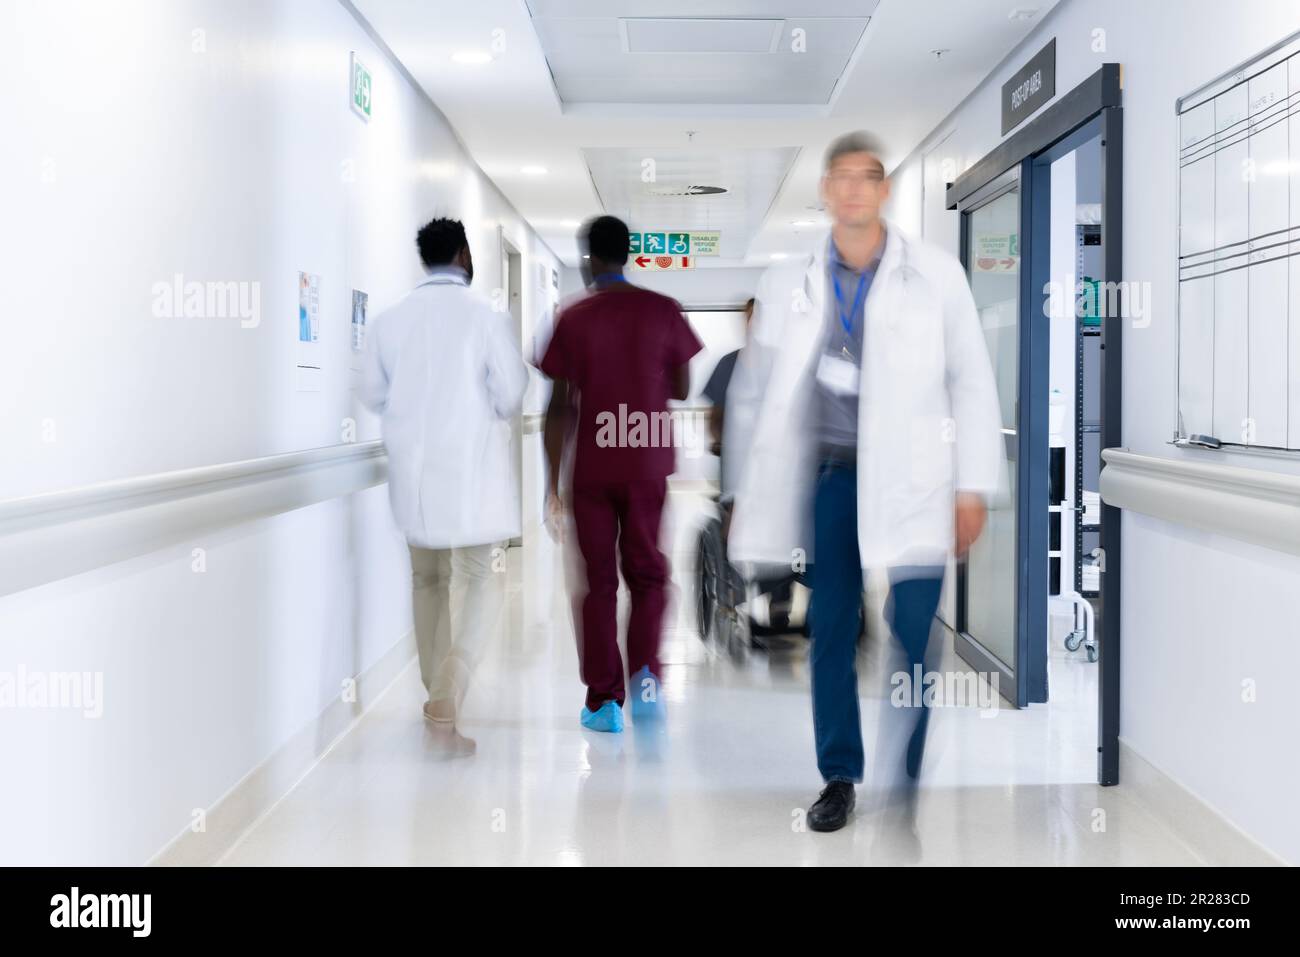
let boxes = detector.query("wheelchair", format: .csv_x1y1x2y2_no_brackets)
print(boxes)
693,499,808,659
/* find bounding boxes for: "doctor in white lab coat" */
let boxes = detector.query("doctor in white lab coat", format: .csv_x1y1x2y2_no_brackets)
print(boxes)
724,132,1003,832
360,217,527,728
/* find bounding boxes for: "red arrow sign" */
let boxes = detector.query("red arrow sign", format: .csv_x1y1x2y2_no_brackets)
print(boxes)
635,255,651,267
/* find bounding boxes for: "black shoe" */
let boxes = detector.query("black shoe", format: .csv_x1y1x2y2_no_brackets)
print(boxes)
807,780,856,832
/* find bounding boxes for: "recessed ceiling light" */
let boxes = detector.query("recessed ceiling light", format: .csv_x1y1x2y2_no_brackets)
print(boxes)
521,165,547,176
792,219,819,227
1008,7,1039,21
770,253,788,260
452,50,492,65
560,219,579,228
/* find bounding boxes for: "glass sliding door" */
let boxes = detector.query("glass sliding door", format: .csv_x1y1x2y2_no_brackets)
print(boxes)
956,170,1023,702
944,68,1121,773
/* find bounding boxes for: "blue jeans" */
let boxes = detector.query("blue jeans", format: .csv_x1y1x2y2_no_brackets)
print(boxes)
809,459,943,783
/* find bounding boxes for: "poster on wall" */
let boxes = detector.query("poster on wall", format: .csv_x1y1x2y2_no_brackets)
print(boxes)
298,271,320,342
350,289,368,372
351,290,368,351
296,271,322,392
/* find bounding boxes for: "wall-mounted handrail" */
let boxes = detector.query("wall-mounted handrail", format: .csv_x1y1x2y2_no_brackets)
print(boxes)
0,442,388,599
1100,447,1300,556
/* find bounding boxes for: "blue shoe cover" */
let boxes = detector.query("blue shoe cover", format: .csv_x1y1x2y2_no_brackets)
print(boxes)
629,666,665,722
580,700,624,733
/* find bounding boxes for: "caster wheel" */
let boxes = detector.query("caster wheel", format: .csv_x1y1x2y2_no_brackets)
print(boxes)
711,603,729,651
1086,644,1099,663
725,611,750,663
1064,632,1082,652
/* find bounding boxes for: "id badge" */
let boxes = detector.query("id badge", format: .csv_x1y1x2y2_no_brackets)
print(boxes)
816,353,859,396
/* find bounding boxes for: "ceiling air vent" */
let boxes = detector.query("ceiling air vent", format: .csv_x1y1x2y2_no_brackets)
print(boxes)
645,184,728,197
622,18,783,55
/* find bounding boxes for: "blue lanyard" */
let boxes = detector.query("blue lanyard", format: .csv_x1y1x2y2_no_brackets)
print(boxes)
594,273,627,287
831,268,869,338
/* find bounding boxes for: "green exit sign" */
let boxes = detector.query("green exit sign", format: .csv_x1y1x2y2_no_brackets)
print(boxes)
350,52,372,121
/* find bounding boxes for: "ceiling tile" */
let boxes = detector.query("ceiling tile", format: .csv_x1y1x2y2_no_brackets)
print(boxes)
531,12,872,105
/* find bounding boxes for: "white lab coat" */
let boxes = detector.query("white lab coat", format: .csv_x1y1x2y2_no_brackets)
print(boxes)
360,272,527,549
725,224,1003,570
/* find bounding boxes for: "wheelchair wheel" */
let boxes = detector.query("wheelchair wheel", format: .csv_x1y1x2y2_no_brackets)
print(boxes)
694,519,724,643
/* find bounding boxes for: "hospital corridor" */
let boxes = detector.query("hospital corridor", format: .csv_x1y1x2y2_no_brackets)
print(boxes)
207,492,1186,868
2,0,1299,932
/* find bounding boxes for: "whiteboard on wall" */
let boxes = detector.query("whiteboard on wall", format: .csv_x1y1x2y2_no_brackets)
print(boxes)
1177,29,1300,451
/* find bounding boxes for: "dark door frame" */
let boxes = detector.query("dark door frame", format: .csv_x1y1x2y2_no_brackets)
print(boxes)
947,63,1123,786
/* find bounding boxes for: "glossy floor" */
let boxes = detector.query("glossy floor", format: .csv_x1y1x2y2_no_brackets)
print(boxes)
220,491,1202,866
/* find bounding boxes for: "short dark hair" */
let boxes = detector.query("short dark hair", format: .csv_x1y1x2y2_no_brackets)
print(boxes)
823,130,886,173
581,215,630,265
416,218,468,268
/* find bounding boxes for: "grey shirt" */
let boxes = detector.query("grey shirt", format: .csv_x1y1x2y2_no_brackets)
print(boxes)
816,233,883,454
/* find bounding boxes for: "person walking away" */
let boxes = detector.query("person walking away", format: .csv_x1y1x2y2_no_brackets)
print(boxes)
540,215,702,733
360,217,527,731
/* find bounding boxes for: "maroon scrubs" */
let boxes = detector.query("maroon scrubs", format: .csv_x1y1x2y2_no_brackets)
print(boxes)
540,281,702,709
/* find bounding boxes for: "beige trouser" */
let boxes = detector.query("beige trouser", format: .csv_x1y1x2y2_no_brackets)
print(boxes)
408,543,501,706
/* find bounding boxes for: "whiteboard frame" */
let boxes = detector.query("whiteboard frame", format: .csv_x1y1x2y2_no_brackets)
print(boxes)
1175,27,1300,455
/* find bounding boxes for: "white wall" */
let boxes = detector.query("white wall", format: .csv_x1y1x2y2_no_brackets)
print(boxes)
559,264,762,308
0,0,559,864
633,266,763,309
889,0,1300,862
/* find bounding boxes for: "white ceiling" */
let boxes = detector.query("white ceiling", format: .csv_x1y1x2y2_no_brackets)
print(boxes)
584,146,800,258
531,6,873,105
353,0,1062,266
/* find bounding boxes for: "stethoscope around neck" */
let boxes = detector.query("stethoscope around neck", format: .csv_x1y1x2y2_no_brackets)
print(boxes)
813,235,916,336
